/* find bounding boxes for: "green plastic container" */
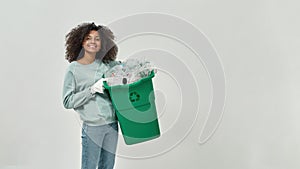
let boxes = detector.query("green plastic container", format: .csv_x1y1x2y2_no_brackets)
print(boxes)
103,71,160,145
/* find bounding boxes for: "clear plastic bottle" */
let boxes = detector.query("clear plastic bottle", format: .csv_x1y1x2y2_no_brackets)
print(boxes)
105,58,155,86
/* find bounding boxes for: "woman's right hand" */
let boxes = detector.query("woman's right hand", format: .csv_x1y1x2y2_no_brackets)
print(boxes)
90,78,107,94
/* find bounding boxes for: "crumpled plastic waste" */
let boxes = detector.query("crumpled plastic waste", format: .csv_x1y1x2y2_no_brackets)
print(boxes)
104,58,155,86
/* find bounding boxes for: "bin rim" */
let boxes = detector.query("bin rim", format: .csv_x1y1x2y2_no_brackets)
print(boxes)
103,70,155,89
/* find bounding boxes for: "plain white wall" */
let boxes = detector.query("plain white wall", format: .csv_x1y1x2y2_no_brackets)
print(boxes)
0,0,299,169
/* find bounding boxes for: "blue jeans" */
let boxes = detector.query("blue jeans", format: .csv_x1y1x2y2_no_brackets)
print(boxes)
81,122,118,169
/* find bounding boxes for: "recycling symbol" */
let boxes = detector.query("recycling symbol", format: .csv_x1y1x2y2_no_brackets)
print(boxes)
129,91,140,102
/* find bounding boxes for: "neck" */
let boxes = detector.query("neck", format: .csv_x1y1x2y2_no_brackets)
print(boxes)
79,52,96,64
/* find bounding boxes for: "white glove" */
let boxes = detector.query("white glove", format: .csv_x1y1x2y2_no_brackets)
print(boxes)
90,78,107,94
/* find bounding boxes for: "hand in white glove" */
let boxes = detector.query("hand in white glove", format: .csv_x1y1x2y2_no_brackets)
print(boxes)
90,78,107,94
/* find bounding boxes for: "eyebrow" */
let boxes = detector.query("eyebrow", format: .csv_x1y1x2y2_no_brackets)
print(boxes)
87,34,100,37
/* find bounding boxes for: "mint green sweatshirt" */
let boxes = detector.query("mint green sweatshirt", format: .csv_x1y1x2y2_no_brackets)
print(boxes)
62,59,120,126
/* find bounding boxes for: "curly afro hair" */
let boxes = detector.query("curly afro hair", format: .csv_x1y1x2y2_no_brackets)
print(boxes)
65,22,118,63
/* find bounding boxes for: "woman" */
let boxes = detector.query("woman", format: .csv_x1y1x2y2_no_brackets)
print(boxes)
62,22,120,169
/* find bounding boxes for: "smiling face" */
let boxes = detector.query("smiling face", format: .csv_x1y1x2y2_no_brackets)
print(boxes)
82,30,101,55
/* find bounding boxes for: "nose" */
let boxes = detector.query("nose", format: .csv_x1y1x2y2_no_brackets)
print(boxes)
90,38,95,43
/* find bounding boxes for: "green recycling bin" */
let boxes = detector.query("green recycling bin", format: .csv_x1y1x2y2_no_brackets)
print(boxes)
103,71,160,145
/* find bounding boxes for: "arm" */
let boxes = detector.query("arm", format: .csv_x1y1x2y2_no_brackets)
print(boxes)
62,71,95,109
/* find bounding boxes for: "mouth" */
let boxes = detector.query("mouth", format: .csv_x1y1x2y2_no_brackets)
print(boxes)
87,45,97,49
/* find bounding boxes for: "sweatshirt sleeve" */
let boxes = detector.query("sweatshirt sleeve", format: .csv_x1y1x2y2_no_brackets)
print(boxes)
62,70,95,109
108,60,122,68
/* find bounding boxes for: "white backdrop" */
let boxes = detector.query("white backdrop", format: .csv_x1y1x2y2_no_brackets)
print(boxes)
0,0,299,169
